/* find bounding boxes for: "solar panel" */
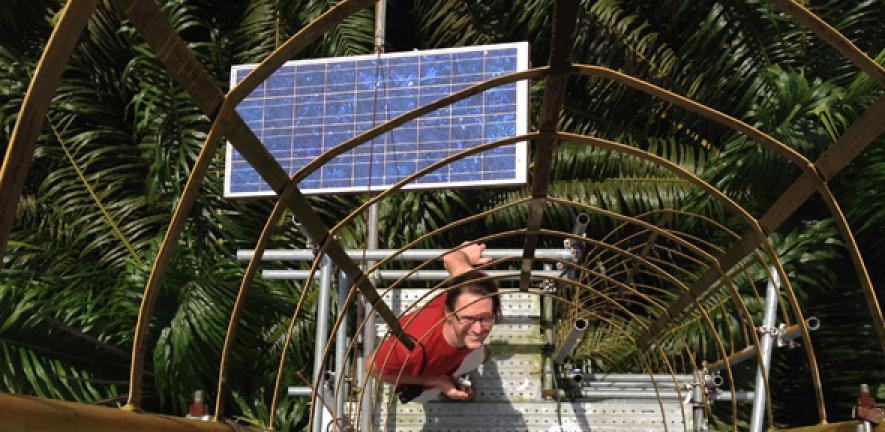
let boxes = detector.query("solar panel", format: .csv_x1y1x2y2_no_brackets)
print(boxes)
224,42,529,197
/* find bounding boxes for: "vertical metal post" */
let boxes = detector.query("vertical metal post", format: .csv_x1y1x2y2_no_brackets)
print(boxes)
335,270,349,425
360,204,380,432
541,264,555,397
750,267,781,432
361,4,386,429
312,256,333,432
692,370,706,432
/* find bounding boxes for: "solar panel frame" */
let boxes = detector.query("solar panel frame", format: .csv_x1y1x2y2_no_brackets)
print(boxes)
224,42,530,197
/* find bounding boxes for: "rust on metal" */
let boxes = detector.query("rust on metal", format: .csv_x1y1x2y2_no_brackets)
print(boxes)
519,0,579,291
0,392,258,432
0,0,98,265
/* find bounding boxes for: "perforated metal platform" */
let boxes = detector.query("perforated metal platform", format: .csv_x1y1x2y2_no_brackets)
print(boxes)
373,352,545,404
376,289,545,347
372,288,693,431
381,289,540,317
373,400,693,431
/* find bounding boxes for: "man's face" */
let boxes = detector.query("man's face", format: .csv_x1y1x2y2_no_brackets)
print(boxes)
447,292,496,350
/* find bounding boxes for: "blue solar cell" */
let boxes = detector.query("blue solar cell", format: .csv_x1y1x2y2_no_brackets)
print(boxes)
486,50,516,70
227,42,528,196
453,50,483,61
236,107,263,124
452,124,482,140
454,59,483,76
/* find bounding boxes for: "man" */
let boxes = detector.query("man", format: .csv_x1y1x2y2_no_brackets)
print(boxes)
367,242,501,403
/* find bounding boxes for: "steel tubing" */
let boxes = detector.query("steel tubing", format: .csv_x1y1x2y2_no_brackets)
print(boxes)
287,387,312,397
706,317,820,372
237,248,574,262
334,271,349,422
563,389,753,401
580,373,695,383
750,269,781,432
262,269,562,281
311,256,333,432
552,318,589,364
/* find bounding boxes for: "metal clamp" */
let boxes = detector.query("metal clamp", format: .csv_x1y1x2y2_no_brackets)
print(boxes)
756,325,779,336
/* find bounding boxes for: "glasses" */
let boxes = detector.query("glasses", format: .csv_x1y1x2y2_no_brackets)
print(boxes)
453,313,496,328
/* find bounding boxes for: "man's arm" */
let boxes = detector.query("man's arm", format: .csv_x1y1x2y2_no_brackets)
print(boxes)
365,360,471,400
443,242,491,276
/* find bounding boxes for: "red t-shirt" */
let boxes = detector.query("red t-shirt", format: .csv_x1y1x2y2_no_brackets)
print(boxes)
373,294,472,388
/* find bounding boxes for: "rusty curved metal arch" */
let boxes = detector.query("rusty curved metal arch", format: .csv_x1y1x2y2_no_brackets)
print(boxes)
0,0,98,264
771,0,885,88
570,65,814,171
122,0,375,410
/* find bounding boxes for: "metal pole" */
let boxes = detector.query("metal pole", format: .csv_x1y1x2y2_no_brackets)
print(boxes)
693,370,707,432
360,211,380,432
542,264,555,398
261,269,563,281
705,317,820,372
750,268,781,432
579,373,695,383
552,318,589,364
576,380,687,388
553,389,753,401
362,3,384,430
238,248,575,262
570,389,754,401
335,270,349,424
288,387,313,397
312,256,333,432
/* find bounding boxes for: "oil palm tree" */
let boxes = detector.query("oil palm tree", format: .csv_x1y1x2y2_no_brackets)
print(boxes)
1,0,883,430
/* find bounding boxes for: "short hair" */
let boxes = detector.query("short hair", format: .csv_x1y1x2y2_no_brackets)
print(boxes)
443,270,502,322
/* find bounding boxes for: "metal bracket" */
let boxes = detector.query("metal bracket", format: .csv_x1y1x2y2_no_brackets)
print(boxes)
541,279,557,293
756,325,779,336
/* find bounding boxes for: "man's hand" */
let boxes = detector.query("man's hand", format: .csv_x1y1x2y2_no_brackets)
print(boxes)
444,242,491,276
459,242,491,267
430,375,470,400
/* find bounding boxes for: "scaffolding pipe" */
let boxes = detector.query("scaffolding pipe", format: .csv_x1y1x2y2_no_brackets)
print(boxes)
558,389,753,401
552,318,589,364
712,390,756,402
334,270,349,423
360,206,381,432
705,316,820,372
693,371,706,432
579,373,696,383
750,268,781,432
288,387,313,397
576,380,687,388
312,256,333,432
542,264,555,397
262,269,562,281
572,213,590,237
237,248,575,262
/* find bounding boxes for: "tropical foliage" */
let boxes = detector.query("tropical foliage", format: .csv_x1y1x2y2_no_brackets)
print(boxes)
1,0,883,430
